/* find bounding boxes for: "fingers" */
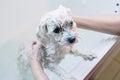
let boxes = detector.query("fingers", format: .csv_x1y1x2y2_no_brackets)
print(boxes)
31,41,37,48
31,41,41,51
28,41,43,63
32,41,37,45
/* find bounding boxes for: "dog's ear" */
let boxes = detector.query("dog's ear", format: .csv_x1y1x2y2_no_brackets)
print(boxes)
36,24,49,47
37,23,48,34
36,24,48,38
36,25,41,39
43,24,48,32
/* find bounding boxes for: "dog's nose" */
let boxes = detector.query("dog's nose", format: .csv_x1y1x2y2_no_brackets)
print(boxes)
68,37,76,43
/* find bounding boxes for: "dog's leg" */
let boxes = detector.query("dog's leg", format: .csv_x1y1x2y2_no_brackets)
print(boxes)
47,64,77,80
70,48,97,61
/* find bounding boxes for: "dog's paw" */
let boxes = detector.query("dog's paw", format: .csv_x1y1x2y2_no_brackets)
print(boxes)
83,53,97,61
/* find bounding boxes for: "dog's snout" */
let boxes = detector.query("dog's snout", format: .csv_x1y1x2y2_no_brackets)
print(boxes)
67,37,76,43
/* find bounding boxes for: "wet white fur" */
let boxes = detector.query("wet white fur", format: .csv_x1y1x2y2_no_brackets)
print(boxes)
17,5,96,80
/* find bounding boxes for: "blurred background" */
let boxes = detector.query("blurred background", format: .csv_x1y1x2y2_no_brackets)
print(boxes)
0,0,119,80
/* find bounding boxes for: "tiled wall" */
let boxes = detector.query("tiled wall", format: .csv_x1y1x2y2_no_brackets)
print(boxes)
90,37,120,80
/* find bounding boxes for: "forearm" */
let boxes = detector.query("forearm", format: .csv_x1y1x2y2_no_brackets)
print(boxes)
30,61,49,80
73,15,120,35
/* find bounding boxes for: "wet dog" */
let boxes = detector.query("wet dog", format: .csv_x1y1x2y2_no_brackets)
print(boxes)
17,5,96,80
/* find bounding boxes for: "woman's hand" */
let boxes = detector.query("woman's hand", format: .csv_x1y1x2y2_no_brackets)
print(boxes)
28,41,49,80
28,41,43,65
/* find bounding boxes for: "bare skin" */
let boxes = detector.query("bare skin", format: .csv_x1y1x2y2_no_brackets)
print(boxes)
29,14,120,80
73,15,120,35
29,42,49,80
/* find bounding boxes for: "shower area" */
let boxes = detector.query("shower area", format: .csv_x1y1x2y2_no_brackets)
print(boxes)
0,0,119,80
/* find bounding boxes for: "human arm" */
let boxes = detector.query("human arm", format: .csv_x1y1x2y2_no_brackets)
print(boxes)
73,15,120,35
29,42,49,80
30,60,49,80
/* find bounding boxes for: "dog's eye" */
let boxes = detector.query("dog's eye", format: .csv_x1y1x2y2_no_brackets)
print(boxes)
69,21,73,27
53,27,60,33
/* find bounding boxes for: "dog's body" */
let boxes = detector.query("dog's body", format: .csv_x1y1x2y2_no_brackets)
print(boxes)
17,6,96,80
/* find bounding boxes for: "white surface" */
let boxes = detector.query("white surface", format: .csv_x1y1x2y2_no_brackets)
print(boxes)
0,0,118,80
39,34,117,80
58,35,117,80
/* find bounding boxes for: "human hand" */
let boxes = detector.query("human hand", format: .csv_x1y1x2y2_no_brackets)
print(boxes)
28,41,43,65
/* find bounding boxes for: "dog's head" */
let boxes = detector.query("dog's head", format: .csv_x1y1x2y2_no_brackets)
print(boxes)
36,5,78,47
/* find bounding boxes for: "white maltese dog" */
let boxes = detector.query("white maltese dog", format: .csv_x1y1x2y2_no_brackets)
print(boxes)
17,5,96,80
